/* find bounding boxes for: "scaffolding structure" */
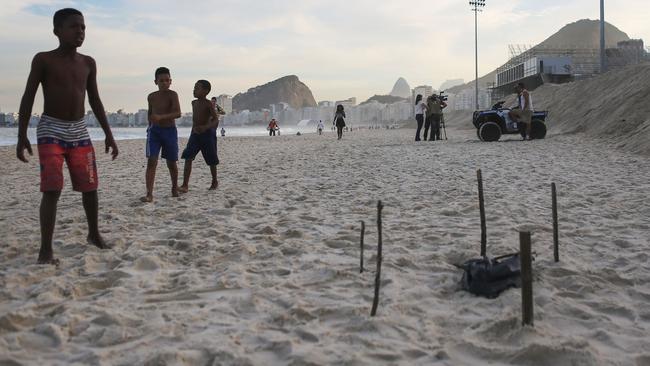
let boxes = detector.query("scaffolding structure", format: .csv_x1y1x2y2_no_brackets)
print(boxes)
489,45,608,103
500,44,603,78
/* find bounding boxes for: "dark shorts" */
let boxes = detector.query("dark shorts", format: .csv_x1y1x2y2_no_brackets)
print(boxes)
181,129,219,166
146,125,178,161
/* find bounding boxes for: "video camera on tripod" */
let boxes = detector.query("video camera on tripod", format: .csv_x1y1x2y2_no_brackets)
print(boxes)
438,91,448,140
435,91,448,102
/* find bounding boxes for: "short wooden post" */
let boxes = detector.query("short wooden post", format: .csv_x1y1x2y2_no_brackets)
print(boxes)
360,221,365,273
477,169,487,257
552,183,559,262
371,201,384,317
520,231,534,326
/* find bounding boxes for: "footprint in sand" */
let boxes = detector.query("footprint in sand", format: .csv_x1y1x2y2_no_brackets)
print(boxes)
133,256,162,271
18,323,65,349
294,329,319,343
257,226,277,235
283,229,304,239
324,240,348,249
0,313,41,332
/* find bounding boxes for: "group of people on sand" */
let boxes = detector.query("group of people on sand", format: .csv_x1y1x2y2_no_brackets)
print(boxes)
268,104,348,139
414,93,447,142
14,8,224,264
268,118,280,136
142,67,226,203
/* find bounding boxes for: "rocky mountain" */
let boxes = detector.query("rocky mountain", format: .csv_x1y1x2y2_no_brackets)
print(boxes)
360,95,407,105
439,79,464,91
389,77,411,98
537,19,629,48
233,75,317,112
447,19,631,94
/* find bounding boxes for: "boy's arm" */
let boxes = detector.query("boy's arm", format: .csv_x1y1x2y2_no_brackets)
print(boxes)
16,54,45,162
86,56,118,160
207,104,220,129
153,92,182,121
147,94,153,126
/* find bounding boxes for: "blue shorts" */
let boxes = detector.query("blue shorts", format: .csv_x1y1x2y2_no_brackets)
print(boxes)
181,129,219,166
146,125,178,161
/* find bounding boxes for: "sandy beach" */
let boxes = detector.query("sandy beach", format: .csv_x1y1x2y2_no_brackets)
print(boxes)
1,126,649,365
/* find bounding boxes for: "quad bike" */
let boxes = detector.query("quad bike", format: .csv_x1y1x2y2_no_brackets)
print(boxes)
473,101,548,142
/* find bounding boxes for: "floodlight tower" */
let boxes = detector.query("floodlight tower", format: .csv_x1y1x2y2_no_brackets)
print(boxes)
600,0,607,73
470,0,485,110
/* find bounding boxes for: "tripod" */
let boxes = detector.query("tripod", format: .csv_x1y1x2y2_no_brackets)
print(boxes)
440,114,447,140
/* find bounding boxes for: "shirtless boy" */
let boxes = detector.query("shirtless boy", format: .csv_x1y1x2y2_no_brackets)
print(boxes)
16,8,119,265
179,80,220,192
141,67,181,202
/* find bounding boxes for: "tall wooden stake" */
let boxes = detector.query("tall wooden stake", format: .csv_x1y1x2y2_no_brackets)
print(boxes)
520,231,534,326
552,183,559,262
360,221,365,273
371,201,384,317
478,169,487,257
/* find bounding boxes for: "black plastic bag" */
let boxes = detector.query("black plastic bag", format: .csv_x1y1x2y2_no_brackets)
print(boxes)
460,253,522,299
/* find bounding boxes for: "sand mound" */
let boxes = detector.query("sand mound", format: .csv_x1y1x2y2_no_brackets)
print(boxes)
512,62,650,155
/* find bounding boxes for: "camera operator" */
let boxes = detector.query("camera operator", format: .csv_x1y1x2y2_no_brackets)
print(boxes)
424,93,447,141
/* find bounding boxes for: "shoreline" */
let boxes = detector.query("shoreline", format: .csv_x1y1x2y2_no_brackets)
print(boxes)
0,125,326,147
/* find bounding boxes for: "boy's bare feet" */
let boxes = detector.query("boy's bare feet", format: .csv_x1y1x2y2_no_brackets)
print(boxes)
140,195,153,202
87,234,110,250
37,257,60,266
209,181,219,190
172,188,179,197
178,186,189,193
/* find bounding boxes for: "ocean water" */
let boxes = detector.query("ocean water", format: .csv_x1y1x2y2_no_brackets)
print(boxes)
0,126,314,146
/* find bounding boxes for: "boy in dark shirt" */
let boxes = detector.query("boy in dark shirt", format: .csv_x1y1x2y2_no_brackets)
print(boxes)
179,80,220,192
16,8,119,265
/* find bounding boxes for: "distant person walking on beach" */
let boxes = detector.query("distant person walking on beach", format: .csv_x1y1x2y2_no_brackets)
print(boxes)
414,94,427,141
268,118,279,136
333,105,346,140
16,8,119,265
220,127,226,137
317,120,324,135
141,67,181,203
179,80,220,192
211,97,227,116
508,82,534,140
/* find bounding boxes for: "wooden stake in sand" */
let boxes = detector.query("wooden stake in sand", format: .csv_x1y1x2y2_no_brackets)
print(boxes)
520,231,534,326
552,183,559,262
360,220,365,273
371,201,384,317
477,169,487,257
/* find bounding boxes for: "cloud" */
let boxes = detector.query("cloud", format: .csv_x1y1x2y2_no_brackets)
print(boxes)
0,0,648,112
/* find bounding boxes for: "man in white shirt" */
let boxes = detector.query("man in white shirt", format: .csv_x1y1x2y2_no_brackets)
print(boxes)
508,82,533,140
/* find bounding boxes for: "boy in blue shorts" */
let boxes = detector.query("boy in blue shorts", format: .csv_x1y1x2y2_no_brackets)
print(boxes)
179,80,220,192
141,67,181,202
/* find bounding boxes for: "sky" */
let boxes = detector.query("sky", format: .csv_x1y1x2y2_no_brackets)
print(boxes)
0,0,648,113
